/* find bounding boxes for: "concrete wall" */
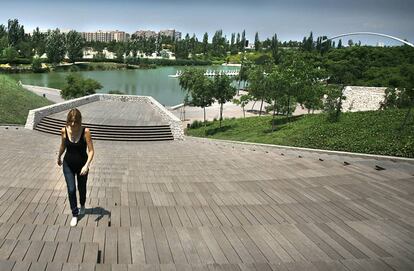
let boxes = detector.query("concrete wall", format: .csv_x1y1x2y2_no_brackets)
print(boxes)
25,94,184,140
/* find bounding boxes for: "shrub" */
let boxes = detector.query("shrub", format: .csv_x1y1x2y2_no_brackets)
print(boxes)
61,74,102,99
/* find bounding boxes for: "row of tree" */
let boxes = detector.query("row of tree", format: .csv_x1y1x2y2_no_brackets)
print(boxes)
1,18,335,64
0,19,85,64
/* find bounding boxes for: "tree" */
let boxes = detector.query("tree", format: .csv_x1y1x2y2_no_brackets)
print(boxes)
2,46,18,61
266,67,286,131
233,94,251,118
185,69,214,125
248,66,267,116
66,30,84,63
32,57,43,73
337,39,342,49
270,34,281,64
323,84,346,122
32,27,46,57
210,75,236,127
45,29,66,64
254,32,260,51
202,32,208,55
7,19,24,47
61,74,102,99
241,30,246,50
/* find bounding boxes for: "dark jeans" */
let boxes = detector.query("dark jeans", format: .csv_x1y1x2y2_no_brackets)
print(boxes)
63,160,88,217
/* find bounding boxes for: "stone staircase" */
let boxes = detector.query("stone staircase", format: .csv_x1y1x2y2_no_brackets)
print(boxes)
34,116,174,141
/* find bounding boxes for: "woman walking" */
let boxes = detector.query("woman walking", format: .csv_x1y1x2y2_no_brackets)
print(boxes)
57,108,94,227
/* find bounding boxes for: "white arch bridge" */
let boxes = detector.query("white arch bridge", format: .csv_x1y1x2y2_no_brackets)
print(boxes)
321,32,414,47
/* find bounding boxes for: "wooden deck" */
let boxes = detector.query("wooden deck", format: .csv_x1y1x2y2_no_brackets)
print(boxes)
0,127,413,270
48,100,168,126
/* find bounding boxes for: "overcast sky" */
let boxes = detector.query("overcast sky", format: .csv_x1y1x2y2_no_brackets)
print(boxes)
1,0,413,45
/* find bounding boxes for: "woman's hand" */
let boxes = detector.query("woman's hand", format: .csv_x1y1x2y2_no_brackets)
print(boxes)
80,165,89,176
57,157,62,166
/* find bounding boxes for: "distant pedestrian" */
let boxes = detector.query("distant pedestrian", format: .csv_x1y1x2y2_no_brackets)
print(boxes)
57,108,94,227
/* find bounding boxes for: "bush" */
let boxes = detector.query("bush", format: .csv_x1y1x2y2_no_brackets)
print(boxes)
31,58,43,73
190,120,204,129
61,74,102,99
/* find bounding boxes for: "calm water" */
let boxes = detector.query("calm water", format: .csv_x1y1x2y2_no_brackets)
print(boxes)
9,66,240,106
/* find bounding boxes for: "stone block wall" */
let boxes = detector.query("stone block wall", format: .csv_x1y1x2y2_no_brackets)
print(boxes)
342,86,387,112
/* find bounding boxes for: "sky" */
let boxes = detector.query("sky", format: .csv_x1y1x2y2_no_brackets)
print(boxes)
1,0,413,45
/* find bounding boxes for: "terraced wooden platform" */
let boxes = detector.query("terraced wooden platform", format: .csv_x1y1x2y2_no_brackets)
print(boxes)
0,127,413,270
34,100,174,141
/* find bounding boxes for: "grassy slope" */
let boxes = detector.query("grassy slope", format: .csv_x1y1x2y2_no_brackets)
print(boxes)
0,74,52,124
187,109,414,158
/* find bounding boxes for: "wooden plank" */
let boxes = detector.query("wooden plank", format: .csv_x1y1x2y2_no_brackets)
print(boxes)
315,223,368,259
53,242,71,263
67,227,82,243
153,225,173,264
141,225,159,264
104,227,118,264
0,223,13,239
83,243,99,263
24,240,44,262
129,227,145,265
242,226,282,264
45,262,63,271
210,227,242,264
220,226,254,264
294,223,344,261
0,260,15,271
43,225,59,242
11,261,32,271
187,227,215,264
31,224,48,241
38,241,58,262
68,242,85,264
198,226,228,264
80,227,94,243
232,227,267,263
55,227,70,242
118,227,132,264
263,224,307,262
176,227,201,265
163,227,187,264
9,240,31,261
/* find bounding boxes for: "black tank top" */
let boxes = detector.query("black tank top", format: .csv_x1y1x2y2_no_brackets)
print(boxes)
63,127,88,173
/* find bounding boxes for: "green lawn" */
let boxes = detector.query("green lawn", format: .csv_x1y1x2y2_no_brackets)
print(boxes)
187,109,414,158
0,74,52,124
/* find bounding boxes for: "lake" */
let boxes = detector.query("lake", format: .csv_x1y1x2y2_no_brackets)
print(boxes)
9,66,240,106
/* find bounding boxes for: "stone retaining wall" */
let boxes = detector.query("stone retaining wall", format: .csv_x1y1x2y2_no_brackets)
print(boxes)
342,86,387,112
25,94,184,140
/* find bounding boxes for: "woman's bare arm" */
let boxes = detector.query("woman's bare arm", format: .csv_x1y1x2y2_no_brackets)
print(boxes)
80,128,94,175
57,127,66,166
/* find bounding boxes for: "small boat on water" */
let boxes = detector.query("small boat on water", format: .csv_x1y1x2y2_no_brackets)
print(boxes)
168,70,183,78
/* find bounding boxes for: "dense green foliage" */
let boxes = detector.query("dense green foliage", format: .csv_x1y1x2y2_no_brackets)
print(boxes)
61,74,102,99
187,109,414,157
0,74,52,124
